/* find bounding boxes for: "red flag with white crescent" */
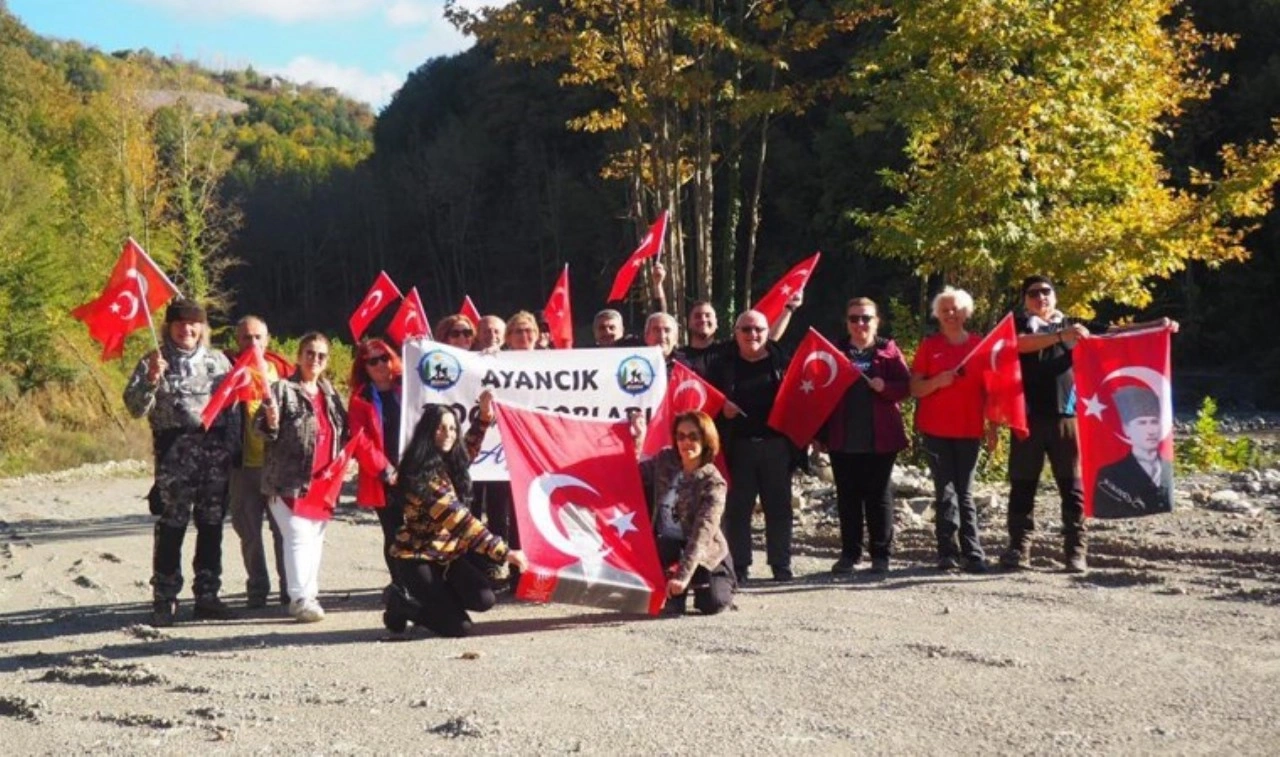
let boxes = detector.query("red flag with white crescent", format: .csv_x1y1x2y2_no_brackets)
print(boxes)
387,286,431,345
767,327,860,447
459,294,482,330
542,264,574,349
752,251,820,326
495,401,666,615
641,361,726,458
200,345,270,430
293,430,373,521
607,210,668,303
71,238,181,360
961,312,1029,440
1075,327,1175,519
348,271,402,341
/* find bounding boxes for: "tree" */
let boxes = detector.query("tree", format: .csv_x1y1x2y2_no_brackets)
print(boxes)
850,0,1280,313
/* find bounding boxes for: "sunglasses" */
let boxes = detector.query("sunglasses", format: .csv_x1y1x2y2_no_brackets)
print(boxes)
304,349,328,361
1026,287,1054,297
675,432,702,442
365,354,391,367
847,314,875,324
448,329,474,338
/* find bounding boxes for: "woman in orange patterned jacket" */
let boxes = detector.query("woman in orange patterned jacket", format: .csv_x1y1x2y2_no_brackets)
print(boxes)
383,390,527,637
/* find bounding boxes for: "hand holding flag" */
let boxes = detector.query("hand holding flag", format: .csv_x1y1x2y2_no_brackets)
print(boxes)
960,313,1028,439
201,345,270,429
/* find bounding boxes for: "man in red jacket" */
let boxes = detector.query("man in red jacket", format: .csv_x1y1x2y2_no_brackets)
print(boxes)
225,316,293,607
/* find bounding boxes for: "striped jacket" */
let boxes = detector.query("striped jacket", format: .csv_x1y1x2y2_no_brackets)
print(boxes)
389,417,507,564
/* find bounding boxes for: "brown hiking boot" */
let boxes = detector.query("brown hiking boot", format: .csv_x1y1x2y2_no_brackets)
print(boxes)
1064,548,1088,574
151,599,178,627
999,545,1029,570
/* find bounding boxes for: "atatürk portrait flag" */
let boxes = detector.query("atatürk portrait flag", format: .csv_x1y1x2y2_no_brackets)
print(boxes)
1075,326,1175,519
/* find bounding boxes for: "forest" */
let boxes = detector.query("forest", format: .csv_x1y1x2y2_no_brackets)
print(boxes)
1,0,1278,473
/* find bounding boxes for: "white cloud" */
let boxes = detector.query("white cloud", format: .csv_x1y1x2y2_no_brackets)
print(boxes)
268,56,403,108
386,0,434,27
134,0,383,23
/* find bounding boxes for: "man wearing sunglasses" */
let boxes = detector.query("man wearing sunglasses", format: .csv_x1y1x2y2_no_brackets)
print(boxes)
1002,275,1175,574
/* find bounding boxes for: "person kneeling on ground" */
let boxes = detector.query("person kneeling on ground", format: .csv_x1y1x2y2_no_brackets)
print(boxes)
631,410,736,615
384,390,527,638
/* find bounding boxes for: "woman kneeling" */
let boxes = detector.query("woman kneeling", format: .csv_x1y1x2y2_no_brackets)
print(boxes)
384,391,526,637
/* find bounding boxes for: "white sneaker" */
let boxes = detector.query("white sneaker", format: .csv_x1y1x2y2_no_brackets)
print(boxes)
290,598,325,623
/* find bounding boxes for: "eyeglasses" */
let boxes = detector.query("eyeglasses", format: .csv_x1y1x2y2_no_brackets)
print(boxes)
365,354,391,367
1026,287,1054,297
303,349,328,361
847,314,875,324
737,326,767,334
448,329,474,338
675,432,702,442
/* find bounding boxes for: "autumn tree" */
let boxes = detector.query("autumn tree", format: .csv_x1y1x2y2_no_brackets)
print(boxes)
850,0,1280,314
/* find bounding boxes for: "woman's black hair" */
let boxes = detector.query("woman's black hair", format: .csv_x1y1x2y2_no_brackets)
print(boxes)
395,404,472,505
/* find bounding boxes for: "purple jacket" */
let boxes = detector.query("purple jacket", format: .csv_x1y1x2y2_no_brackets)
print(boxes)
818,337,911,454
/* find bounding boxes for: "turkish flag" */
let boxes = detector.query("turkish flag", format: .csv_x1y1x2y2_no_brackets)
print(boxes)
200,345,269,430
767,327,859,447
293,430,372,521
459,294,482,329
387,286,431,345
348,271,402,341
495,401,666,615
71,238,180,360
641,361,726,458
753,251,820,326
959,313,1029,440
607,210,668,303
542,264,574,349
1075,326,1175,519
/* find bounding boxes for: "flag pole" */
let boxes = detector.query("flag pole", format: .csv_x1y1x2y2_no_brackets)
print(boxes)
138,278,161,352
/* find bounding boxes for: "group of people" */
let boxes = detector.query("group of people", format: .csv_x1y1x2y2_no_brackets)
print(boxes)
125,271,1173,636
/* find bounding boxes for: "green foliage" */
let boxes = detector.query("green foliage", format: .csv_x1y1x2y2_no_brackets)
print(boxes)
1177,395,1258,472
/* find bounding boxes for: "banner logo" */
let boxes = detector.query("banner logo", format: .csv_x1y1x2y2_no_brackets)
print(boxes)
616,356,656,395
418,350,463,390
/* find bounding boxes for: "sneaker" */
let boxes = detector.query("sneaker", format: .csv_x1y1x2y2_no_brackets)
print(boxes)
772,566,794,583
290,598,325,623
151,599,178,627
937,555,961,571
193,595,236,621
868,558,890,574
382,609,408,635
246,594,268,609
963,557,988,574
999,546,1029,570
830,556,859,575
1064,551,1088,574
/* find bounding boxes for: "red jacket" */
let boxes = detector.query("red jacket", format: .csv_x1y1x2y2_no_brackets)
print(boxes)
347,382,398,508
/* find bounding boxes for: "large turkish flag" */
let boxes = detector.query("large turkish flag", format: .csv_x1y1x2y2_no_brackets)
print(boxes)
496,401,665,615
1075,326,1175,519
767,327,859,447
961,313,1029,439
71,238,180,360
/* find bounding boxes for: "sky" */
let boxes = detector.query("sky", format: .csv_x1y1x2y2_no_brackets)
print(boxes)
8,0,499,110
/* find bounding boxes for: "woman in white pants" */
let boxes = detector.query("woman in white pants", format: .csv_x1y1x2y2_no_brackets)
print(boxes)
256,332,390,622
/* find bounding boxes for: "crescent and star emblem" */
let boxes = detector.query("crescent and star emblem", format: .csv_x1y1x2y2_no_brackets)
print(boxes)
527,473,638,584
358,290,384,319
110,290,139,321
989,338,1005,371
672,379,707,411
800,350,839,394
1082,366,1174,441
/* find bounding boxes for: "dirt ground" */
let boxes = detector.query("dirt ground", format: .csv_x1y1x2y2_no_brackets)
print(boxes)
2,462,1279,755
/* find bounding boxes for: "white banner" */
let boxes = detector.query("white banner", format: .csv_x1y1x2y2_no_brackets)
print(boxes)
401,342,668,481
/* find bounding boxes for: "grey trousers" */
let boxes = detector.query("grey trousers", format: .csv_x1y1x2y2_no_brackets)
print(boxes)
228,467,286,600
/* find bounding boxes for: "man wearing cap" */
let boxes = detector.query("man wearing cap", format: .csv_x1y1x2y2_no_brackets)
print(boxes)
1001,275,1175,573
1091,385,1174,518
124,299,239,626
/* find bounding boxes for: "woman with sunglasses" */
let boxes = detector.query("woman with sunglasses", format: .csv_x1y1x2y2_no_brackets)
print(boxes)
348,338,407,596
816,298,911,576
435,314,477,351
384,390,528,637
257,332,365,622
630,410,735,615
